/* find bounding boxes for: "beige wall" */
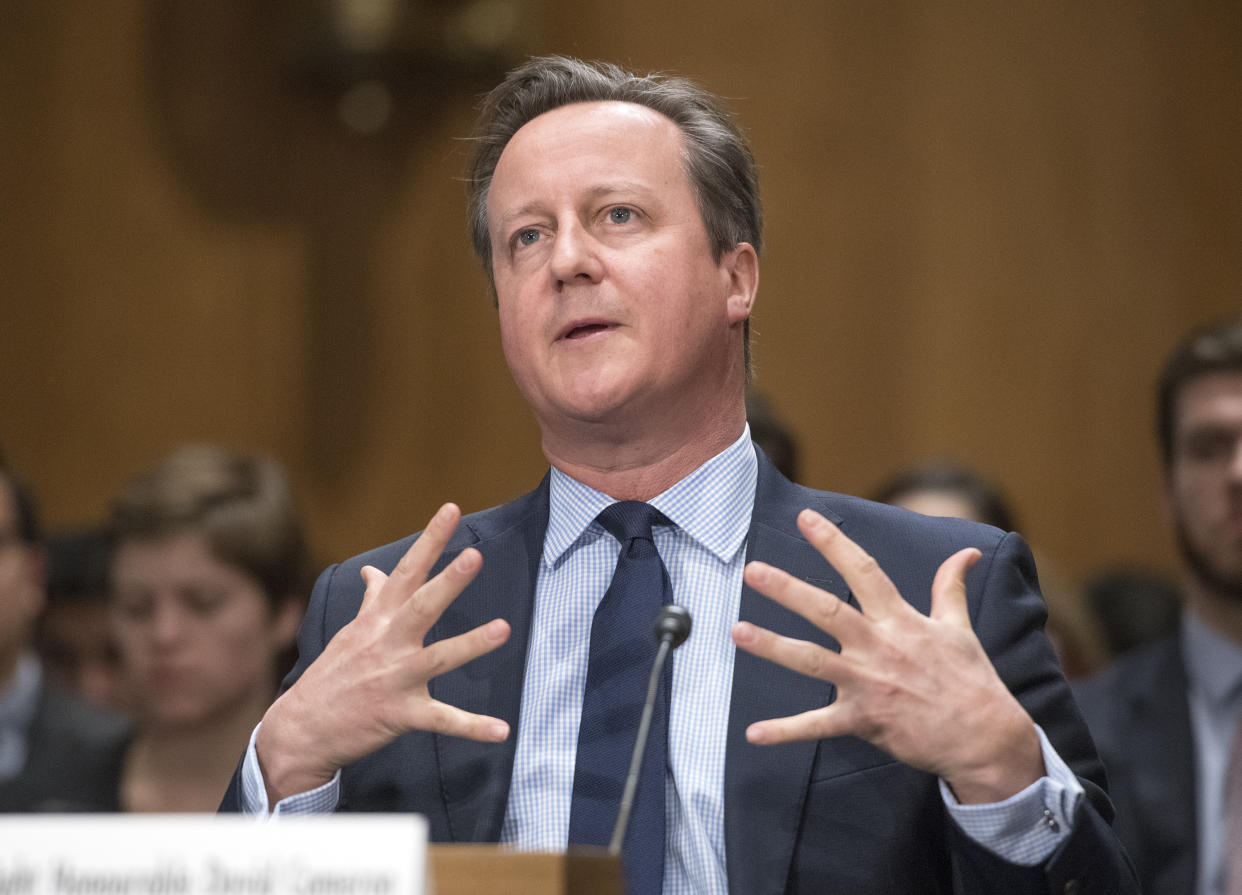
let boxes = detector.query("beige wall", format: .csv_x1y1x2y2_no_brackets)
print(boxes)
3,1,1239,596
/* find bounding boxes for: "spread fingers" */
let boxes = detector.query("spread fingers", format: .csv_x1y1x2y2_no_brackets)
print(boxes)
732,619,850,685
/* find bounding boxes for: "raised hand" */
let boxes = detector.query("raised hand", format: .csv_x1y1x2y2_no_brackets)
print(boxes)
255,502,511,805
732,508,1044,804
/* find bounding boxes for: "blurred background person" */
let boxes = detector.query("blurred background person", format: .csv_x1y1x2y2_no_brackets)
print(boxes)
871,461,1017,533
872,460,1107,678
1080,565,1181,663
106,444,311,812
746,389,800,482
36,527,131,715
1074,316,1242,895
0,453,129,811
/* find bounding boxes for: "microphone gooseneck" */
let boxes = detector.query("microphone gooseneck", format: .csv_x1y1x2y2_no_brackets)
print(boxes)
609,605,693,854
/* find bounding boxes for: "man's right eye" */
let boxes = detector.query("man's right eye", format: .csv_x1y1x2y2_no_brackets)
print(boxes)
516,229,540,247
1181,430,1239,463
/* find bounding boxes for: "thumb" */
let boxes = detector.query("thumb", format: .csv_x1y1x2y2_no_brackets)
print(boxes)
358,564,389,610
929,547,981,629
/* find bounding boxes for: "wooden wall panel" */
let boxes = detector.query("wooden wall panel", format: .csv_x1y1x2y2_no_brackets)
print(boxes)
2,0,1239,599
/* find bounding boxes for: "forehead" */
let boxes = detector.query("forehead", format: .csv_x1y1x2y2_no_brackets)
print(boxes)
112,530,215,575
111,530,267,597
1174,371,1242,432
488,101,688,211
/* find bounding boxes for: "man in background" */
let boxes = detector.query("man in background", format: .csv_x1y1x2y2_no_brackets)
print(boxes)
36,526,131,715
1075,315,1242,895
0,453,128,811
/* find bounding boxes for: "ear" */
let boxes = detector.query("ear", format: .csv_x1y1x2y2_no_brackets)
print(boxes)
30,543,48,588
5,541,46,633
271,594,306,651
16,544,47,621
723,242,759,325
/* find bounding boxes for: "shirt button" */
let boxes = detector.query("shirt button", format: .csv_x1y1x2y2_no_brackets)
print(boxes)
1042,808,1060,832
1062,880,1081,895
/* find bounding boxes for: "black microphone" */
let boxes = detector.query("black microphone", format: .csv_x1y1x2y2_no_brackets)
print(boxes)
609,605,693,853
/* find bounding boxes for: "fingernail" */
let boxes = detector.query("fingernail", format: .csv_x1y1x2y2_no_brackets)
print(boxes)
799,509,825,529
733,621,755,645
746,723,768,745
745,562,770,585
488,720,509,740
486,619,507,641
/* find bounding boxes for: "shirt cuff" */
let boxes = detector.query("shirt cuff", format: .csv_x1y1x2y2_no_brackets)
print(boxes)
241,722,341,816
939,724,1084,866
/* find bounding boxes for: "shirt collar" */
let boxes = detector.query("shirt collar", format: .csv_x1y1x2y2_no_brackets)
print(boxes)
1181,606,1242,711
543,426,758,568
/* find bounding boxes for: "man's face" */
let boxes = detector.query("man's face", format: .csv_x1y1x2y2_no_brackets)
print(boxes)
0,482,43,671
1165,371,1242,601
38,598,129,713
486,101,755,440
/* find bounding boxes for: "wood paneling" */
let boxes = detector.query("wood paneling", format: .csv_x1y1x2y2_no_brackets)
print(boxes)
3,1,1239,595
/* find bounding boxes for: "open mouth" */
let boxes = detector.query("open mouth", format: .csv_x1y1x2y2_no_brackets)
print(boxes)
560,321,616,340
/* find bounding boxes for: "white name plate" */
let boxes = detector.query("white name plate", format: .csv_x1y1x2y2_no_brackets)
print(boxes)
0,814,427,895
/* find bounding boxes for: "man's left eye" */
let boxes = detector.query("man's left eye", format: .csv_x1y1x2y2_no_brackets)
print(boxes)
609,207,632,224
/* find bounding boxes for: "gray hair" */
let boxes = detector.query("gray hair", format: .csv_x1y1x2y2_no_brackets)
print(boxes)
465,55,762,371
467,55,762,271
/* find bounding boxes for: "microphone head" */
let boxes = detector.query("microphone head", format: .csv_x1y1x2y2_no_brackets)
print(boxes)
653,605,692,649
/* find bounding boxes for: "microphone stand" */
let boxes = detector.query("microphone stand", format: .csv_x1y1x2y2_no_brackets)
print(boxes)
608,605,692,855
609,637,673,854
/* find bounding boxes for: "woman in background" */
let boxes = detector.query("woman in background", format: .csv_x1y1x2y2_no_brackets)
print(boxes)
107,445,310,812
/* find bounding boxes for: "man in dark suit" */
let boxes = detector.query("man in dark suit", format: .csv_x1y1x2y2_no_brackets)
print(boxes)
1074,316,1242,895
0,456,128,811
224,56,1136,893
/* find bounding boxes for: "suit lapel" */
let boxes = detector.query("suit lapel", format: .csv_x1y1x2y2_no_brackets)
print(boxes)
428,478,550,842
724,456,848,894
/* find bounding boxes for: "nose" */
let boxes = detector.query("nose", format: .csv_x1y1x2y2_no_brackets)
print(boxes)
547,221,603,288
148,600,187,646
1230,436,1242,481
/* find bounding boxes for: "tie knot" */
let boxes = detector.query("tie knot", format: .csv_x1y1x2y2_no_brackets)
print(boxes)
596,500,670,545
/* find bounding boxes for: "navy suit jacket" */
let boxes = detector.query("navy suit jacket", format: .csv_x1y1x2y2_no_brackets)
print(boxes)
1073,634,1197,895
224,453,1137,894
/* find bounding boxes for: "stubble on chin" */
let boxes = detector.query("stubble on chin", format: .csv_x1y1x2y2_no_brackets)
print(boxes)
1174,519,1242,605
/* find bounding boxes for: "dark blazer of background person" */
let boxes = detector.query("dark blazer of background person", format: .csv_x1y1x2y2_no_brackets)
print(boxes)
1071,315,1242,895
0,678,126,812
1072,634,1195,895
0,459,128,812
225,453,1131,894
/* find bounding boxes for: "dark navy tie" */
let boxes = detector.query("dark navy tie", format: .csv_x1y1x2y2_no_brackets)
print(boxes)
568,500,673,895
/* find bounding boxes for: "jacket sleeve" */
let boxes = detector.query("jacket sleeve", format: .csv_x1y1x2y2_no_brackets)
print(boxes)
949,531,1139,894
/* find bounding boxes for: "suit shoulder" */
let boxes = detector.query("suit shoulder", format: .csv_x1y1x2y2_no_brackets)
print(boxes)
754,449,1008,553
322,478,550,582
819,489,1012,556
